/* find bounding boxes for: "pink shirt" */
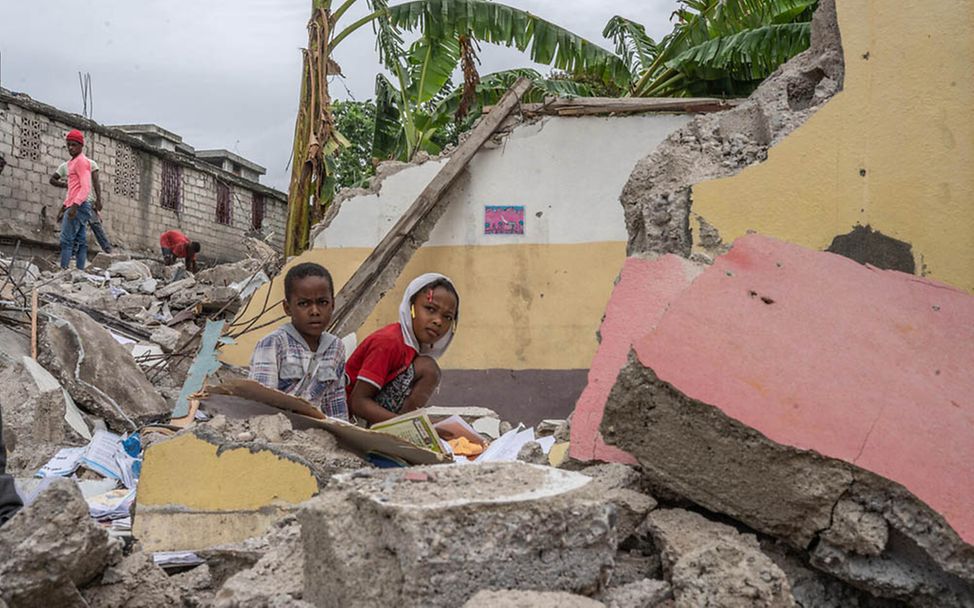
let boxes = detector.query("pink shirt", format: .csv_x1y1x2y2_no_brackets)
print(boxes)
62,153,93,207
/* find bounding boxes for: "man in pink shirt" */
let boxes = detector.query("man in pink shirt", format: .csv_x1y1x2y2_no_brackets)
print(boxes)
49,130,99,269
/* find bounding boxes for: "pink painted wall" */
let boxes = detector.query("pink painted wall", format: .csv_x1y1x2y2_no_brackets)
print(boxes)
635,235,974,544
569,255,703,463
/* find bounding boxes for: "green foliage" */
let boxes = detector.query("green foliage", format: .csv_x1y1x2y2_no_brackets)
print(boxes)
332,99,377,190
603,16,658,76
631,0,818,97
388,0,631,87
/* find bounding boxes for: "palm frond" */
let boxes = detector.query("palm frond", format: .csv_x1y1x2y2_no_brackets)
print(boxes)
388,0,631,86
372,74,407,161
406,36,462,103
666,22,811,82
603,15,657,76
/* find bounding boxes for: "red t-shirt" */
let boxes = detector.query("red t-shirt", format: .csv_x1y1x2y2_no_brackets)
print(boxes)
160,230,191,258
345,323,416,398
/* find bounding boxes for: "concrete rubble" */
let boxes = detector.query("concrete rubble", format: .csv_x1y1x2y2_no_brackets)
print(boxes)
0,2,970,606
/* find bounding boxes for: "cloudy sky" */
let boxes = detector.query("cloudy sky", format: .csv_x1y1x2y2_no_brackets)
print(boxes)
0,0,677,190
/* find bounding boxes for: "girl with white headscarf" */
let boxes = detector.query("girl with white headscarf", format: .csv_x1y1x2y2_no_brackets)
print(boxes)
344,273,460,425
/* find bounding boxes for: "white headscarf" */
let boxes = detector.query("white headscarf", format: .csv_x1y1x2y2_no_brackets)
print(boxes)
398,272,460,360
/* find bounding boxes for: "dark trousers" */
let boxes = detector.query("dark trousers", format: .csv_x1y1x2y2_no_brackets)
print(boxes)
0,408,23,525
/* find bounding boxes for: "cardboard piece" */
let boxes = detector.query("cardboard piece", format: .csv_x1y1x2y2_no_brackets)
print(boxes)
198,379,448,466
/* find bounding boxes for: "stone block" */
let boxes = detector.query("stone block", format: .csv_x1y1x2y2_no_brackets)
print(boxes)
602,579,672,608
0,478,121,607
107,259,152,280
301,462,616,607
38,304,169,430
644,509,794,608
155,276,196,299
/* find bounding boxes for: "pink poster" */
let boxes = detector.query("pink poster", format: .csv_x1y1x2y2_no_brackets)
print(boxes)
484,205,525,235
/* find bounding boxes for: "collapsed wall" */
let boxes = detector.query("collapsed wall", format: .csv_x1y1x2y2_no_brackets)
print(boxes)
600,235,974,606
620,0,843,258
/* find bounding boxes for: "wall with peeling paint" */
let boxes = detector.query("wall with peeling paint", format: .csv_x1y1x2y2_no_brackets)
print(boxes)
222,114,693,422
691,0,974,292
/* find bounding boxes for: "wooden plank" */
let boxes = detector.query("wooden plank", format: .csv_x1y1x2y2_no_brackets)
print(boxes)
514,96,739,116
30,288,38,359
329,76,534,337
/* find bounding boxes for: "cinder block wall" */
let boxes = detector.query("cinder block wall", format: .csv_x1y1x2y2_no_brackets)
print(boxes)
0,93,287,261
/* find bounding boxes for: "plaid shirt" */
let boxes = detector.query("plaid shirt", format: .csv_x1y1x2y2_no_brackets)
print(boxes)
248,323,348,420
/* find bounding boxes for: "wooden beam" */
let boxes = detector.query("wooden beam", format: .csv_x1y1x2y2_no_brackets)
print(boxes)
510,96,740,116
30,288,38,359
329,77,534,337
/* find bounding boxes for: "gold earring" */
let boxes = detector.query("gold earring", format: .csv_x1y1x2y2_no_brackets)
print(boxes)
410,305,415,319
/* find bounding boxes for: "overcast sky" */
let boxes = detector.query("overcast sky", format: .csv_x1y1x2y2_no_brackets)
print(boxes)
0,0,676,190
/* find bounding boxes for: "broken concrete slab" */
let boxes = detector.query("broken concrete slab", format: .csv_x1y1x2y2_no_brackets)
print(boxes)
133,426,319,551
463,590,606,608
196,258,261,287
107,259,152,281
644,509,794,607
155,276,196,299
0,356,89,475
570,255,703,464
602,235,974,606
38,304,169,431
301,462,615,607
0,477,121,607
149,325,182,353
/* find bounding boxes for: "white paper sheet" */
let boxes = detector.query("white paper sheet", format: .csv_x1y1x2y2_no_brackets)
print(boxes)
36,446,86,477
81,430,124,479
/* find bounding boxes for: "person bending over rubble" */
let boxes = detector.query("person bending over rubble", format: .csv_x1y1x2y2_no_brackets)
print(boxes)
160,229,201,273
345,273,459,426
249,262,348,420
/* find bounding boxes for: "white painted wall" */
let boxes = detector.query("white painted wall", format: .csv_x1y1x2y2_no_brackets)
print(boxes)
316,113,691,248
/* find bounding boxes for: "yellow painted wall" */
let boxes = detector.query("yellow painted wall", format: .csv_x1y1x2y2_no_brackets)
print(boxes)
221,242,626,370
137,433,317,510
692,0,974,292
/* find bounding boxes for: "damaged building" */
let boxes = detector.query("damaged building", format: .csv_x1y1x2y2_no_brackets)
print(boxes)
1,0,973,607
0,89,288,261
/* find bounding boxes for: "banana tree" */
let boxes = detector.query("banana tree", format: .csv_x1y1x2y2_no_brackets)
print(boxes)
605,0,818,98
285,0,628,255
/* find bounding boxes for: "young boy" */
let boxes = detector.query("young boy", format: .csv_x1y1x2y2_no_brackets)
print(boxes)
249,262,348,420
50,130,99,269
160,229,201,273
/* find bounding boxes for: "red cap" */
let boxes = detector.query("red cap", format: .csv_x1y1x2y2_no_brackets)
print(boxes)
66,130,85,144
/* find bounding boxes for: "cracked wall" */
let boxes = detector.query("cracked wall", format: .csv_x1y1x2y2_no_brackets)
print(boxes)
669,0,972,292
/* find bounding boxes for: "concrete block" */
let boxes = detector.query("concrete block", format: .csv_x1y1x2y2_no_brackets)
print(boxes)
0,478,121,607
602,579,672,608
38,304,169,430
603,234,974,606
644,509,794,608
134,428,318,551
301,462,616,607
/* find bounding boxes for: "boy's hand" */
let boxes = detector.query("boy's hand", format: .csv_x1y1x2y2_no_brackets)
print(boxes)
94,198,103,212
67,206,78,220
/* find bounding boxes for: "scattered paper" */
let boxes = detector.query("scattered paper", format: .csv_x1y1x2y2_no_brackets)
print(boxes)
81,430,124,479
87,488,136,521
36,446,86,477
475,425,537,463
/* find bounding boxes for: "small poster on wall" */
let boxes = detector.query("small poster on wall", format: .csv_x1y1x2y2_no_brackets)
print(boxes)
484,205,525,235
